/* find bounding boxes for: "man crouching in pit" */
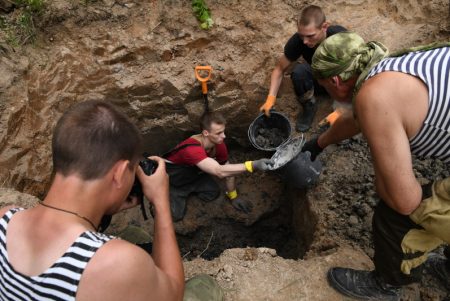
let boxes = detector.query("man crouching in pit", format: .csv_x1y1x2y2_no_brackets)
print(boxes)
0,100,184,301
164,112,273,221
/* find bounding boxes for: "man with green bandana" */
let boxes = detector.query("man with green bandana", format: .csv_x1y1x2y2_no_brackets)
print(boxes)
259,5,346,132
307,31,450,300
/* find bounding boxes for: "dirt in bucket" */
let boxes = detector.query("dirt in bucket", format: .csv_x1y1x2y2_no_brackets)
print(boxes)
255,127,287,149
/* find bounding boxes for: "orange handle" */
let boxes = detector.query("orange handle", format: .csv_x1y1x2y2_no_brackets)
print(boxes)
195,66,212,94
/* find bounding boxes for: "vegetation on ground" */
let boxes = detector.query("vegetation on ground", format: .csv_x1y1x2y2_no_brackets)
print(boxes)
192,0,213,30
0,0,45,46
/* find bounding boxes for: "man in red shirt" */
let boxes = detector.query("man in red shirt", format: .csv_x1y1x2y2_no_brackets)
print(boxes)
164,112,273,221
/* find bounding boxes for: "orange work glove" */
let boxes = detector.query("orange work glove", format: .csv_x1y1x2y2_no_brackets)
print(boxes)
259,95,276,116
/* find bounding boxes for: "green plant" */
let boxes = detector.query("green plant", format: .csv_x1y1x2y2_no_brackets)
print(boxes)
14,0,45,12
0,16,6,29
0,0,45,45
192,0,213,30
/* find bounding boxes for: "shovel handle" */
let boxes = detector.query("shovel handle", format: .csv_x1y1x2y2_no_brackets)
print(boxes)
195,66,212,94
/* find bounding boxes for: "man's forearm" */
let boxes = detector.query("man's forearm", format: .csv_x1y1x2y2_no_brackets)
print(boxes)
268,67,284,97
318,110,360,148
151,201,184,294
215,163,248,178
225,176,236,192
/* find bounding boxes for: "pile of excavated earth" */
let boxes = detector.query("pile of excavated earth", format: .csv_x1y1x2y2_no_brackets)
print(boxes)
0,0,449,300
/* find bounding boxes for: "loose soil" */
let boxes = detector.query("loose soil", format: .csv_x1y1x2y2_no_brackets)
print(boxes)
0,1,449,300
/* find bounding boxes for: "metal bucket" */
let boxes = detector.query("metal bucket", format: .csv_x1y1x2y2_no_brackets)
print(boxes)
268,136,322,189
248,111,292,151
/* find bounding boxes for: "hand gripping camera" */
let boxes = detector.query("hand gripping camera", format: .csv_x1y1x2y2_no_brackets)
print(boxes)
99,155,157,232
129,155,158,220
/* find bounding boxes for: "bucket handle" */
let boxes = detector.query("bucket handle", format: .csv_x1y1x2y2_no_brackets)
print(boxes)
256,108,277,118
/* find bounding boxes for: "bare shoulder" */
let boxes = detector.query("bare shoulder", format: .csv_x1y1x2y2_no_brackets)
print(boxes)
278,54,292,69
355,75,390,108
76,239,160,301
0,205,20,218
356,72,427,135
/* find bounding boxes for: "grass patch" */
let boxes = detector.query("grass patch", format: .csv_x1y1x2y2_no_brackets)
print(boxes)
0,0,45,46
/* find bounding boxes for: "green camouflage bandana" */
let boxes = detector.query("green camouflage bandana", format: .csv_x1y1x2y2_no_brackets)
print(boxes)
311,32,388,93
311,32,450,99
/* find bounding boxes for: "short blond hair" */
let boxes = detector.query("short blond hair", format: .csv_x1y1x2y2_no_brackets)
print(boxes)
298,5,326,28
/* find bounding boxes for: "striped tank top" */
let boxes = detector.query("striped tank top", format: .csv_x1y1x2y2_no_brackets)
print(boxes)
0,208,114,300
366,47,450,163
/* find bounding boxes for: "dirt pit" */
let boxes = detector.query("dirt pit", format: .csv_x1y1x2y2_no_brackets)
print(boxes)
177,204,299,261
0,0,449,299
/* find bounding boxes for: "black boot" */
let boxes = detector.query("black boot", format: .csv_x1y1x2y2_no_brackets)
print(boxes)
169,190,187,222
296,98,318,132
328,267,401,300
425,253,450,291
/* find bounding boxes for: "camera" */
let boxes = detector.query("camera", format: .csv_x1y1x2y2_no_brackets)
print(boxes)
129,156,158,220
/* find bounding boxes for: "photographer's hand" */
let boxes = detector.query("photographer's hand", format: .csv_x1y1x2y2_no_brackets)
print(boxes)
137,156,184,293
136,156,170,214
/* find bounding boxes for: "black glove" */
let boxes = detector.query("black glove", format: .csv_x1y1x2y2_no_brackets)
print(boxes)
231,197,253,213
302,137,324,161
252,158,274,171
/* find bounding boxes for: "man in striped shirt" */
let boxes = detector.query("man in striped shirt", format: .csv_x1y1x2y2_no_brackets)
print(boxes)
0,101,184,300
307,32,450,300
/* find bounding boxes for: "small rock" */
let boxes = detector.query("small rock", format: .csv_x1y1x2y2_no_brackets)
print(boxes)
258,247,277,257
348,215,359,226
222,264,233,279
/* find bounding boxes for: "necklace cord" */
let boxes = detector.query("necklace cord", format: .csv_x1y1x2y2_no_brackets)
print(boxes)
38,201,98,231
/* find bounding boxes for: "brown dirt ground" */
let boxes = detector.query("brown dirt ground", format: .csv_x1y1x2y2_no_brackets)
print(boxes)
0,0,449,300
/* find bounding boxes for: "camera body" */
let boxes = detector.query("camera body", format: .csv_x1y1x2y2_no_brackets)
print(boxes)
129,157,158,220
129,157,158,199
100,157,158,232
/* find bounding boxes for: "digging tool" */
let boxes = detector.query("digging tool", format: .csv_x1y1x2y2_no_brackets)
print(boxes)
195,65,212,113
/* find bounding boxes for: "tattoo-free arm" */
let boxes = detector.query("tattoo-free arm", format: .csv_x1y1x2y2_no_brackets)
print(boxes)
317,108,360,148
355,91,421,215
196,157,247,178
268,55,292,98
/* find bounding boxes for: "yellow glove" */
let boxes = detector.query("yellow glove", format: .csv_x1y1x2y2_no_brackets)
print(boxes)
226,190,238,200
259,95,276,116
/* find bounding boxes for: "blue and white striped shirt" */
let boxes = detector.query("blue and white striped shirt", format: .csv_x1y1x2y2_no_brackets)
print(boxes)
367,47,450,163
0,208,114,300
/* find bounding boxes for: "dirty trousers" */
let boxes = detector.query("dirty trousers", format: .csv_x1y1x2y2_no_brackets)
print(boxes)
166,163,220,221
290,63,327,103
373,177,450,286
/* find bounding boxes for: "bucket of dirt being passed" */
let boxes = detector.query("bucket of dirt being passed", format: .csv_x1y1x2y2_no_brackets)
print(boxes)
248,111,292,151
268,136,322,189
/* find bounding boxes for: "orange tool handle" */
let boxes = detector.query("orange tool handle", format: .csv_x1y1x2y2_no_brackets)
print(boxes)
195,66,212,94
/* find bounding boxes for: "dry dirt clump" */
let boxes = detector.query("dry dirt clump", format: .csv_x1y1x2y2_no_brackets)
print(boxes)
255,127,287,149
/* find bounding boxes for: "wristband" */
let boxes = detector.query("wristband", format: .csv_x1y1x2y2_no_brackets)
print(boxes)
244,161,254,173
226,190,238,200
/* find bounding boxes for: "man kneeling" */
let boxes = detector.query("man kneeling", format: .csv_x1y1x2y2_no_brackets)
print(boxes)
164,112,273,221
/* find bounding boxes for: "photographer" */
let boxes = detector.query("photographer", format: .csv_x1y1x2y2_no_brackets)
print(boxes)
0,101,184,301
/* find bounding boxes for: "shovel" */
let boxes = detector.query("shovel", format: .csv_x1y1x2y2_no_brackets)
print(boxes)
195,65,212,113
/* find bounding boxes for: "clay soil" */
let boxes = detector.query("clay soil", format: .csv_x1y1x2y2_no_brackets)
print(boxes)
0,0,449,300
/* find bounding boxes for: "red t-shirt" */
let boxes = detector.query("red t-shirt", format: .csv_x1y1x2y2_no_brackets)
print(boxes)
165,137,228,166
